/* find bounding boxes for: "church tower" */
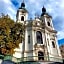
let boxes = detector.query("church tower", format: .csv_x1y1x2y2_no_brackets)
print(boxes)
22,6,62,62
16,0,28,24
41,6,54,30
31,6,62,61
13,0,28,59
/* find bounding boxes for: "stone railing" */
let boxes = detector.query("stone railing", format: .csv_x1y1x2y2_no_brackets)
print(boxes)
0,54,63,64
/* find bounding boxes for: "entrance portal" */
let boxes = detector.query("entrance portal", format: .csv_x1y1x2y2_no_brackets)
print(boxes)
38,51,44,60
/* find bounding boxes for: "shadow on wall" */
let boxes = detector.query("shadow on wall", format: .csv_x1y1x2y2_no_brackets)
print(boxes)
63,60,64,64
18,61,40,64
1,61,40,64
1,60,64,64
49,60,63,64
18,61,64,64
2,60,16,64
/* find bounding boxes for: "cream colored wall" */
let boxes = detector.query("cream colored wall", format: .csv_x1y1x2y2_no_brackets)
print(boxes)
45,31,62,61
54,36,62,56
24,27,33,60
44,28,62,61
17,9,28,23
13,42,24,58
44,16,54,30
28,29,33,50
15,7,62,62
24,28,28,58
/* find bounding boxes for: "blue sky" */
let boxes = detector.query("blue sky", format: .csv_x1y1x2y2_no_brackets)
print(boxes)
0,0,64,46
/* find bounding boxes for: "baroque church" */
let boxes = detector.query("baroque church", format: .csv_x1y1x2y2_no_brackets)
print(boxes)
13,0,62,62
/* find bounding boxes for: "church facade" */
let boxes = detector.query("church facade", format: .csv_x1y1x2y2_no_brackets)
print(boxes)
13,1,62,62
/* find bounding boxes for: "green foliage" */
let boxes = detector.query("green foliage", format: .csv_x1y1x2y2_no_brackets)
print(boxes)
0,14,24,55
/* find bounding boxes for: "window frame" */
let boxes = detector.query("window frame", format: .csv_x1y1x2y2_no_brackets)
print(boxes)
36,31,43,44
28,35,30,44
21,16,24,21
47,21,50,26
52,41,55,48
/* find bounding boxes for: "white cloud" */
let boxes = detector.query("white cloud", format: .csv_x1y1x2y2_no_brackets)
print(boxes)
8,7,15,14
29,0,35,3
57,30,64,40
0,0,16,21
0,0,64,40
43,0,64,40
3,0,11,4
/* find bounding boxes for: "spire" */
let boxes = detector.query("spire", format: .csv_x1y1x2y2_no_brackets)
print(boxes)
41,6,46,16
42,6,46,13
21,0,25,8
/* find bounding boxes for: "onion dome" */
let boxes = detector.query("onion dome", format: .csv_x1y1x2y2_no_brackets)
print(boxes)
42,6,46,13
41,6,46,16
21,0,25,8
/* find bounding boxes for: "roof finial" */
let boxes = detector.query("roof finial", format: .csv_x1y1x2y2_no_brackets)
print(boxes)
21,0,25,8
41,6,46,16
42,6,46,13
43,5,44,8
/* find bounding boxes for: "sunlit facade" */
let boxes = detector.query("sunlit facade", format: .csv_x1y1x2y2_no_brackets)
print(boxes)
13,1,62,62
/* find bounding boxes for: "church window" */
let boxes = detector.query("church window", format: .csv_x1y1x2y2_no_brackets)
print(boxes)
47,39,49,46
52,41,55,48
61,50,63,53
47,22,50,26
38,51,44,60
28,35,30,44
21,16,24,21
36,31,43,44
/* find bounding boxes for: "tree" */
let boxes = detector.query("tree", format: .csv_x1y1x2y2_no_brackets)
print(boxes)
0,14,24,55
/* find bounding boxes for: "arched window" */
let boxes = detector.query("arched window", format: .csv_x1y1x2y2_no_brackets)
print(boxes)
47,39,49,46
28,35,30,44
38,51,44,60
36,31,43,44
21,16,24,21
47,22,50,26
52,41,55,48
